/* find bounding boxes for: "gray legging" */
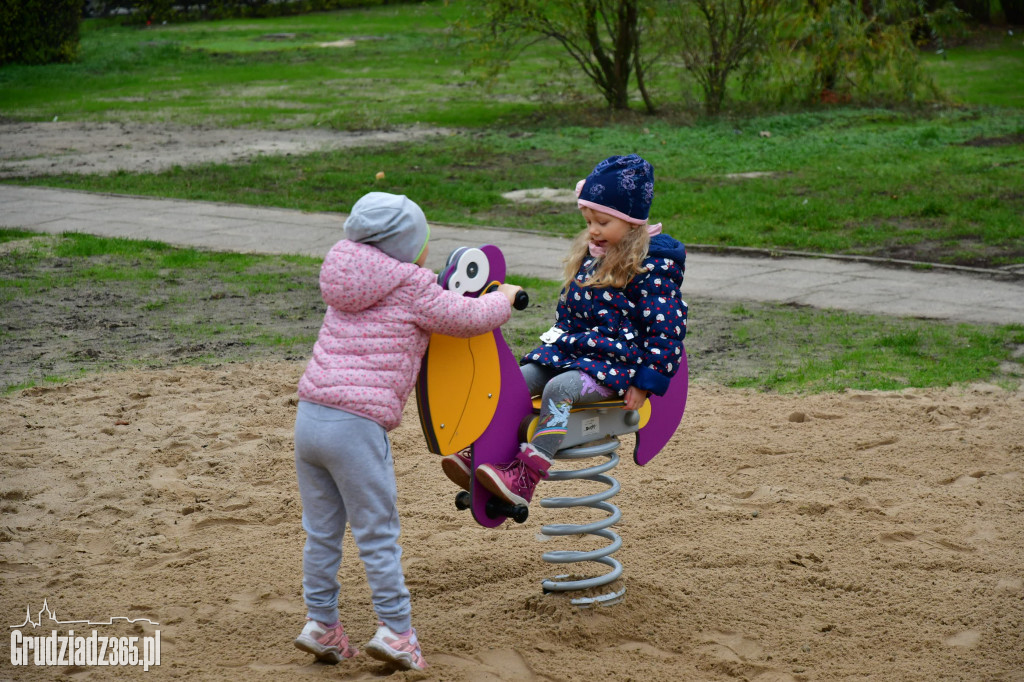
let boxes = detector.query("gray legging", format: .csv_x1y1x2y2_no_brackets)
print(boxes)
294,400,412,633
521,363,613,457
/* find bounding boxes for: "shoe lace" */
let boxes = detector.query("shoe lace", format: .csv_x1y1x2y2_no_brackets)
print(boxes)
514,461,538,489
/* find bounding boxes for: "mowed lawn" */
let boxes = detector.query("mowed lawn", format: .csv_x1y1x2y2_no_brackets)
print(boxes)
1,4,1021,266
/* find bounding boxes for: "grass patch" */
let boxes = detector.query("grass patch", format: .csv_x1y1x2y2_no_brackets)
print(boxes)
719,305,1024,392
1,8,1021,392
0,229,39,244
922,28,1024,108
1,5,1018,127
16,107,1024,267
0,4,561,129
0,231,322,392
3,230,1021,394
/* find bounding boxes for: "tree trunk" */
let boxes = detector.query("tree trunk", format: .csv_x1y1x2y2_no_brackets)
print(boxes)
1003,0,1024,24
635,54,656,113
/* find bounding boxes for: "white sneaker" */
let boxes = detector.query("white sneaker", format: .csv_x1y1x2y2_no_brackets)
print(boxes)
293,619,357,664
364,621,427,671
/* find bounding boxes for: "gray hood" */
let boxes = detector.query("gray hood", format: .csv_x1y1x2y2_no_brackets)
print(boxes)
344,192,430,264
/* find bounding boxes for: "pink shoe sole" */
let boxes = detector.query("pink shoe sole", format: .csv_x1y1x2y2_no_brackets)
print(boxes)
365,640,425,671
441,455,471,491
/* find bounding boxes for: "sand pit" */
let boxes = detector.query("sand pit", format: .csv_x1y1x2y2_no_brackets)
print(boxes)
2,363,1022,680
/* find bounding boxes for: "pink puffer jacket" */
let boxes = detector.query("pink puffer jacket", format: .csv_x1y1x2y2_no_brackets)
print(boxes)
298,240,511,431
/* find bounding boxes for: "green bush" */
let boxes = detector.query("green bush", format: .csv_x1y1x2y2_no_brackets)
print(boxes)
0,0,83,65
750,0,944,107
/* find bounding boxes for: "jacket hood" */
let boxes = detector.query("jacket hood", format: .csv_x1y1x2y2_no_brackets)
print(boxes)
648,233,687,264
321,241,420,314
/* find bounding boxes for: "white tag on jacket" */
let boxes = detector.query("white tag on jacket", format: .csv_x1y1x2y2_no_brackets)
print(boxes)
540,326,566,344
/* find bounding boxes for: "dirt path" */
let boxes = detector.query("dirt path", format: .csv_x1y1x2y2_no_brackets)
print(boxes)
0,120,449,177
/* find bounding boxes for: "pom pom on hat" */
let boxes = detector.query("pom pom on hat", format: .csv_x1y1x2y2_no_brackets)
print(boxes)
577,154,654,224
344,192,430,264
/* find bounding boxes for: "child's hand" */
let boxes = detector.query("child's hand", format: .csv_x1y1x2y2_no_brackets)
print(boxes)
496,283,523,305
623,386,649,410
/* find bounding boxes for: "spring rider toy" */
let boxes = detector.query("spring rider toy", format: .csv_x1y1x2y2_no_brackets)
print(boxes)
416,244,688,605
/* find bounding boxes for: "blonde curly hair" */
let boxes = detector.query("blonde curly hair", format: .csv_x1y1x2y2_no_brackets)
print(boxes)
562,217,650,290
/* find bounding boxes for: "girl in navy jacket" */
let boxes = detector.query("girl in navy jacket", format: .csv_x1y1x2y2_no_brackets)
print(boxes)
458,155,688,508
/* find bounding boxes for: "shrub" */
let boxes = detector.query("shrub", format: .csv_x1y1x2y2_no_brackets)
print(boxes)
0,0,83,65
670,0,783,115
754,0,944,107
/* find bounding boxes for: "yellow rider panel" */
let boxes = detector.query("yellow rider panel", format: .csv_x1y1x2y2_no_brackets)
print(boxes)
424,333,501,455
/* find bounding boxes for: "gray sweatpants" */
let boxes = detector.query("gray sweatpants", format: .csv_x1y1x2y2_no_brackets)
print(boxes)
294,400,411,633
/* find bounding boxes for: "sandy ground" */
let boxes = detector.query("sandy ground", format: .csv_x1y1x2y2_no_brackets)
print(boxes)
2,362,1022,681
0,121,449,178
2,119,1023,679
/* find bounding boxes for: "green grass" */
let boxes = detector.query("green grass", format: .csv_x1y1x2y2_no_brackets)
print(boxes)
724,307,1024,392
2,5,1022,268
1,6,1022,393
0,232,324,393
0,229,38,243
0,232,297,296
2,3,1019,128
0,4,561,129
922,28,1024,108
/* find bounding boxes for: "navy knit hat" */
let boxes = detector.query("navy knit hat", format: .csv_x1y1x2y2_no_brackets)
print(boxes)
577,154,654,224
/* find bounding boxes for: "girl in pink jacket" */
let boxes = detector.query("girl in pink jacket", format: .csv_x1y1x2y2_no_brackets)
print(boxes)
292,192,521,671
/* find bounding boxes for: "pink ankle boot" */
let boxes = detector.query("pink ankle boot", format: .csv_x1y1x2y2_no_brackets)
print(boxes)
475,444,551,506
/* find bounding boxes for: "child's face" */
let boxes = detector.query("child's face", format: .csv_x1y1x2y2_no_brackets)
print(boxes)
582,207,633,250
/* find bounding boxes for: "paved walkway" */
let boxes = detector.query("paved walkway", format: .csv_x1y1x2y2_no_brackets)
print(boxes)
3,184,1022,326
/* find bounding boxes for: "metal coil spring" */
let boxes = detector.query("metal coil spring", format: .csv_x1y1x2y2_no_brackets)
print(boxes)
539,437,625,607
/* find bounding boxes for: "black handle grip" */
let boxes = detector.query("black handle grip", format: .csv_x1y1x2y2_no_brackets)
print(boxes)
513,290,529,311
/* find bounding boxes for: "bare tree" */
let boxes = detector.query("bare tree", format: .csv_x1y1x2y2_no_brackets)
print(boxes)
672,0,781,115
472,0,660,113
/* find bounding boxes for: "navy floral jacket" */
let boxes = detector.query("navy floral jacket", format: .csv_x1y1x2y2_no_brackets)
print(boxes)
522,234,687,396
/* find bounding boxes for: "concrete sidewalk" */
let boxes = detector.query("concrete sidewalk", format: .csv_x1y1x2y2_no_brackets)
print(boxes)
3,184,1022,326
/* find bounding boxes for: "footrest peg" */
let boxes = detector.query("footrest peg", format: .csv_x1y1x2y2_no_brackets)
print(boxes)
486,497,529,524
